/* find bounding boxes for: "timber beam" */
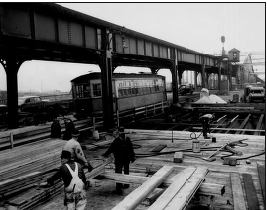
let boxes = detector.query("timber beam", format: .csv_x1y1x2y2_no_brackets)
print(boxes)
95,171,225,196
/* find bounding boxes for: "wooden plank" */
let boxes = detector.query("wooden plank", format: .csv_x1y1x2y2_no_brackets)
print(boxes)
230,172,246,210
149,144,167,152
254,114,264,135
85,155,114,179
147,167,196,210
210,118,228,133
111,165,174,210
144,188,164,205
0,172,41,196
192,127,265,132
96,171,225,196
164,167,208,210
257,163,265,204
235,114,251,134
242,173,260,210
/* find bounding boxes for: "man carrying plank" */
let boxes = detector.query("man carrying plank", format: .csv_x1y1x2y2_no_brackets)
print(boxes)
42,150,88,210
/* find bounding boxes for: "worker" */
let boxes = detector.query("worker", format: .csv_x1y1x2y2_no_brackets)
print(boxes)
63,129,93,172
50,118,62,138
43,150,88,210
199,114,214,139
167,103,182,122
62,118,75,140
102,127,136,195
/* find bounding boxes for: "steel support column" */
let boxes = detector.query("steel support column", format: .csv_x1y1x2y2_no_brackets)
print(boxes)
99,30,115,130
207,73,211,89
228,62,232,90
171,49,179,103
99,51,115,130
178,70,184,86
218,65,221,91
194,71,198,91
1,59,23,128
201,57,206,88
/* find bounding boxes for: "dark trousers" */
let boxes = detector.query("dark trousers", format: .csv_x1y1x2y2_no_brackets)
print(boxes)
201,119,210,137
115,163,129,190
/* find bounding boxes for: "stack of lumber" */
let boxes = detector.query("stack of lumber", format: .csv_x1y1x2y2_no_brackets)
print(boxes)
0,139,65,181
111,166,208,210
4,156,114,210
148,167,208,210
4,170,63,210
0,172,42,199
0,118,90,150
0,135,114,210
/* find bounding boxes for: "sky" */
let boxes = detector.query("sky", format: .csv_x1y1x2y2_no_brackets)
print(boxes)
0,2,265,92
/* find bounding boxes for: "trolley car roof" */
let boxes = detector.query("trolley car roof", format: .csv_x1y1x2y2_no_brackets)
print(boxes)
71,72,165,83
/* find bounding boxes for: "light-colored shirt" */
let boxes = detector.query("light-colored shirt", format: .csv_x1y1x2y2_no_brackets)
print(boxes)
63,139,88,166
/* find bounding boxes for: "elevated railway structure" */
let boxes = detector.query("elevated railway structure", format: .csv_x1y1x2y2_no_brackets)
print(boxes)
1,3,237,129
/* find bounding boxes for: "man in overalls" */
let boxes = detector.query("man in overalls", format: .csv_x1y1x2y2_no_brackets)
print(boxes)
45,150,87,210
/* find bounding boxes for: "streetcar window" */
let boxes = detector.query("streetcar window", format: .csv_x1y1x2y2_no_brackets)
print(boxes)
134,87,139,95
118,89,124,98
127,88,132,96
142,87,146,94
146,86,151,94
138,87,143,94
123,88,128,96
75,84,90,98
92,84,101,97
131,87,136,95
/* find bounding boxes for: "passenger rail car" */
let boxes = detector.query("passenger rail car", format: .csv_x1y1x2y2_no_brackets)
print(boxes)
71,73,167,119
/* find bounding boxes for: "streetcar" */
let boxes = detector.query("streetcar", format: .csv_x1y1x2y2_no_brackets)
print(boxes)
71,72,167,119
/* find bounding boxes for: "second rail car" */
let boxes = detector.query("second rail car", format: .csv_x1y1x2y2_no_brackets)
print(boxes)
71,72,167,119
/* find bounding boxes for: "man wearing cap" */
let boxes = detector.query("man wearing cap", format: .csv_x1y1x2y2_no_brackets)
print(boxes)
102,127,136,194
43,150,88,210
199,114,215,139
63,129,93,172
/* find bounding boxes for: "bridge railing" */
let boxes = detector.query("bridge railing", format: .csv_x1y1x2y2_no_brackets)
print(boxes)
115,100,172,127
